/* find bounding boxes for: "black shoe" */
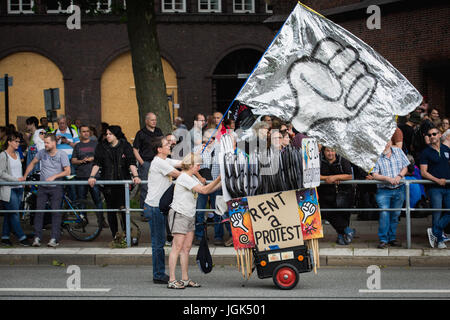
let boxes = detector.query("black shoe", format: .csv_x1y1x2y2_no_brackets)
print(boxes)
19,239,32,247
388,240,402,247
1,239,12,246
153,274,170,284
377,242,388,249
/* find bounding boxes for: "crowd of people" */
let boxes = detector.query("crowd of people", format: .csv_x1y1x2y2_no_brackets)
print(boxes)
0,101,449,287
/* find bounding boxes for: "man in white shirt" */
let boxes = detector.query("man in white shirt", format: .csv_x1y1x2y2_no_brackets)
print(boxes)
144,137,181,284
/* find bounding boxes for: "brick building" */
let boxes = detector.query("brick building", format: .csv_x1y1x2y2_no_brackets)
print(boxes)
0,0,448,138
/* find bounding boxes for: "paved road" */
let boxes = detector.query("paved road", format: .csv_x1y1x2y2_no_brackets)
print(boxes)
0,265,449,300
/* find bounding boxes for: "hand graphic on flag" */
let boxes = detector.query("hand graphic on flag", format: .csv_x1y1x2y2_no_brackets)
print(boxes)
288,37,378,132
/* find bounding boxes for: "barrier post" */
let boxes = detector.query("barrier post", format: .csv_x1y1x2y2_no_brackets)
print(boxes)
405,180,411,249
125,182,131,248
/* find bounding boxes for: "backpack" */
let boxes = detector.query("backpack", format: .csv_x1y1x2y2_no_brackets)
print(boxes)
196,228,213,274
159,184,175,216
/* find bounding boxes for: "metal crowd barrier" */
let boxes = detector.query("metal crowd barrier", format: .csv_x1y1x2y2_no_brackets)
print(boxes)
0,179,448,248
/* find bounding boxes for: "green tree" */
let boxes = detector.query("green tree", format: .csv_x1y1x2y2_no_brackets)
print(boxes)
125,0,172,134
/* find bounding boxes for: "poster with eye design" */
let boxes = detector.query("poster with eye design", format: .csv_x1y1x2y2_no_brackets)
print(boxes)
296,188,323,240
227,197,255,250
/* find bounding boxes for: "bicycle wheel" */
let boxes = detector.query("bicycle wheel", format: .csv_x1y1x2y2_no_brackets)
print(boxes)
64,199,103,241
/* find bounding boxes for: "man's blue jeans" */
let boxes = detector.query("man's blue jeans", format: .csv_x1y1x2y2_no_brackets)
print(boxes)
434,214,450,243
195,191,218,240
375,185,405,243
76,181,104,223
144,204,166,280
195,190,231,241
1,188,26,241
428,187,450,240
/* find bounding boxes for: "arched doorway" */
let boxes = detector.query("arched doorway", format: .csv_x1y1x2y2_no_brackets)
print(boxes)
212,48,262,114
101,52,178,141
0,52,65,130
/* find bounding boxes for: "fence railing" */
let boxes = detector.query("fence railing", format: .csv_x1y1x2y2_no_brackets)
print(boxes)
0,179,448,248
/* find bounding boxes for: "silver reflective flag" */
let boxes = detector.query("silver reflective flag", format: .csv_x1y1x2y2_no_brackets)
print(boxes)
236,3,422,171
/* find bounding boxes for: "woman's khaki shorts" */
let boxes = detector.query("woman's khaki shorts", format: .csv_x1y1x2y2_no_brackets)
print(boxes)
168,208,195,235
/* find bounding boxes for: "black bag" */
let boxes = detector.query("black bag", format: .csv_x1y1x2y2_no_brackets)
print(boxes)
196,230,213,274
198,149,215,181
159,184,175,216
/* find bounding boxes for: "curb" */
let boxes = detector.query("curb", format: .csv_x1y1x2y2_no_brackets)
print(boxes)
1,247,449,267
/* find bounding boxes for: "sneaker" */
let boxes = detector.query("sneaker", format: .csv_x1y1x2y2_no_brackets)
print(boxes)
224,238,234,247
388,240,402,247
19,239,31,247
437,242,447,249
153,274,170,284
442,233,450,243
193,238,201,246
344,227,356,241
32,237,41,247
427,228,436,248
1,239,12,246
377,241,388,249
47,238,59,248
336,234,348,245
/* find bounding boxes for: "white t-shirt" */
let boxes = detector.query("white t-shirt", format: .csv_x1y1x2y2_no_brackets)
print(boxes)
170,172,200,218
7,153,22,188
145,156,180,207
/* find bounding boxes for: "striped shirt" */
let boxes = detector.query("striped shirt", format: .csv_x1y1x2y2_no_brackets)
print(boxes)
194,143,221,180
54,127,80,160
373,147,410,189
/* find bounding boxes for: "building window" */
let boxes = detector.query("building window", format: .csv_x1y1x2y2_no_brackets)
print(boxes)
162,0,186,12
266,3,273,13
198,0,220,12
233,0,254,13
97,0,112,12
46,0,113,14
7,0,34,14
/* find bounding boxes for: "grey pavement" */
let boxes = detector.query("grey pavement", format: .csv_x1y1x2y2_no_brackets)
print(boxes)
1,212,449,267
0,265,449,300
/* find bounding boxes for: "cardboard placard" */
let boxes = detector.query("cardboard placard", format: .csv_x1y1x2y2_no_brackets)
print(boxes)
227,197,255,250
302,138,320,188
296,188,323,240
247,190,303,251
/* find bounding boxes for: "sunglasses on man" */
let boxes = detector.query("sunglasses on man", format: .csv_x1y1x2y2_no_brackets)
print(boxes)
426,132,439,137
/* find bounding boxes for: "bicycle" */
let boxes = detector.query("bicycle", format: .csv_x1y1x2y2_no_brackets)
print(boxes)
21,172,103,241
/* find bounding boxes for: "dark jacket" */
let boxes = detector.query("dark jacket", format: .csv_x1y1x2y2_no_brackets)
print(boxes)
318,153,353,205
93,139,136,181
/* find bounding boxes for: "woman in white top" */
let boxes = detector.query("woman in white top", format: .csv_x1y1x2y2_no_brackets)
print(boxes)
0,132,30,246
167,153,221,289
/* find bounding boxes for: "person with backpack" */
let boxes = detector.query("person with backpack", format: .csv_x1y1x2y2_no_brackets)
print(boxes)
167,153,221,289
144,136,182,284
88,126,140,240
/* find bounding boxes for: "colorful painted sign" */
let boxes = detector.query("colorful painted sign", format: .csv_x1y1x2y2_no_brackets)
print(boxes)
296,188,323,240
227,197,255,250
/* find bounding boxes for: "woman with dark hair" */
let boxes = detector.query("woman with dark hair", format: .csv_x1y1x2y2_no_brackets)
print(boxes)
88,125,140,239
0,132,30,246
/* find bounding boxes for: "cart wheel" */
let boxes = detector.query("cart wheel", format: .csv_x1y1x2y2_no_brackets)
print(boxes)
273,264,299,290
